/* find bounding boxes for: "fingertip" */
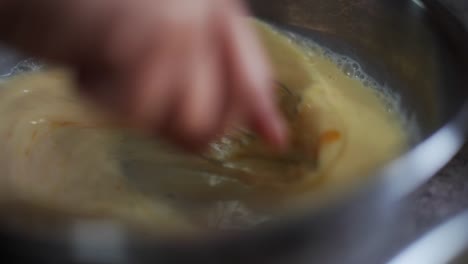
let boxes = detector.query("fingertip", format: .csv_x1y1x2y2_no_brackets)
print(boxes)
269,114,289,152
159,125,216,154
250,102,289,152
266,112,289,152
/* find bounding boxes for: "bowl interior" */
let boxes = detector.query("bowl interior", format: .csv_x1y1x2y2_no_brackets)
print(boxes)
0,1,468,263
248,0,468,140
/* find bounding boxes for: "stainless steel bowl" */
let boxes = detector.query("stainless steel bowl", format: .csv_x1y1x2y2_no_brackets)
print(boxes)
388,210,468,264
1,0,467,263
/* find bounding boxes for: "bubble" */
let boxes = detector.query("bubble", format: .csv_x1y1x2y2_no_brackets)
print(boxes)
274,26,421,142
8,58,44,76
342,64,355,77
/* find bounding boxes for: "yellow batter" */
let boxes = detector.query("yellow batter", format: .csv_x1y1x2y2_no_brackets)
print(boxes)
0,21,407,233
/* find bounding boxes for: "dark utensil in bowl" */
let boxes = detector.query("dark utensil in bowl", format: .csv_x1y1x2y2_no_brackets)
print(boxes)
0,0,467,263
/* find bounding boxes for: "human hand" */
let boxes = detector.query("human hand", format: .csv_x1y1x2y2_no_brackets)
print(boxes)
0,0,286,151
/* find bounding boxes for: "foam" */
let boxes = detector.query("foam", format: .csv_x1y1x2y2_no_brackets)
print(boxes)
3,58,44,78
282,29,422,144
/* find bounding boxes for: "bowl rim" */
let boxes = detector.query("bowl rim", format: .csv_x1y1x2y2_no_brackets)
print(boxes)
387,210,468,264
1,0,468,263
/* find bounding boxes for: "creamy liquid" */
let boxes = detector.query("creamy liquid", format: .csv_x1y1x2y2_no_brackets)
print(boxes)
0,21,408,234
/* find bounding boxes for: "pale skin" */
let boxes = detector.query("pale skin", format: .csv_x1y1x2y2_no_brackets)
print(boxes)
0,0,287,151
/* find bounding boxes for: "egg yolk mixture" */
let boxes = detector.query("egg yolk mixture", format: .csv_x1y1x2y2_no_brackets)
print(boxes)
0,21,408,233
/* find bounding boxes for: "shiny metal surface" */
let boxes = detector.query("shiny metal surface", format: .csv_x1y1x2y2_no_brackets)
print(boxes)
388,210,468,264
1,0,468,263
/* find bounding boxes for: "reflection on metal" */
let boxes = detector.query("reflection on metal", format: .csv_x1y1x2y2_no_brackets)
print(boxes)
380,124,464,202
412,0,425,8
71,221,127,264
388,211,468,264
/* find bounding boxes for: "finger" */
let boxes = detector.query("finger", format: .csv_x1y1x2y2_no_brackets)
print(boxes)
212,8,245,136
219,3,287,150
103,0,164,69
115,0,201,133
168,7,227,150
76,0,166,123
127,27,179,132
152,18,206,148
179,44,224,148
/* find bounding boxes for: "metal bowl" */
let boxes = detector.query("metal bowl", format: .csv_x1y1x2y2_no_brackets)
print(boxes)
1,0,467,263
388,210,468,264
